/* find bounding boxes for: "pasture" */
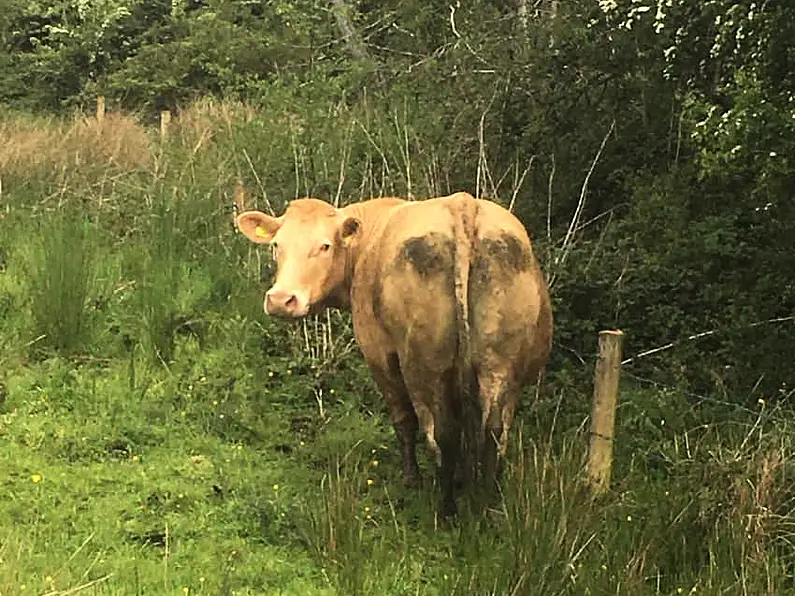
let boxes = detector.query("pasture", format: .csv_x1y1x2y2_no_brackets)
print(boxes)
1,103,793,595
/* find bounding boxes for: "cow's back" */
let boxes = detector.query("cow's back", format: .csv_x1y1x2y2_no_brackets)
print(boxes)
353,194,551,382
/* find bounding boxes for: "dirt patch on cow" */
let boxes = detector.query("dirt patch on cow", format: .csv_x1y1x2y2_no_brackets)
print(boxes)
397,234,455,278
470,233,533,291
483,234,533,272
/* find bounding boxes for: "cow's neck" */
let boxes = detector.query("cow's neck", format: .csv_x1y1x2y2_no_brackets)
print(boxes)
339,197,406,301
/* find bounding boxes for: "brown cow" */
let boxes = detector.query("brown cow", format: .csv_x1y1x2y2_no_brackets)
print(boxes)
235,191,553,517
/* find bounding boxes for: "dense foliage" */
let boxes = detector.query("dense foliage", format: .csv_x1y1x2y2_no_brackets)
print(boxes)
2,0,792,397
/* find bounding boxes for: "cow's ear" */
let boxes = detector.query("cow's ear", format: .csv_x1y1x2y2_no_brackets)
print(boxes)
339,217,361,247
236,211,282,244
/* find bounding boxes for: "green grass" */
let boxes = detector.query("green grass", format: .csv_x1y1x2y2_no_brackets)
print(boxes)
5,346,794,595
21,211,99,356
2,102,795,595
3,320,795,595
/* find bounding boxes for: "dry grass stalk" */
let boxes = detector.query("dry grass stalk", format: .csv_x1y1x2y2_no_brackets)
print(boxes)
0,111,152,174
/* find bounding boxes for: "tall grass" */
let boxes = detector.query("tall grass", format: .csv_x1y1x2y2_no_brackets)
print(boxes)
294,401,795,596
299,444,422,595
133,195,183,364
0,110,152,177
298,430,610,595
25,211,98,355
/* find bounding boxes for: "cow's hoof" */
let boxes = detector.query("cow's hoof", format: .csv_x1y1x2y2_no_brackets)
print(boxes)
436,503,458,529
439,498,458,520
402,470,422,488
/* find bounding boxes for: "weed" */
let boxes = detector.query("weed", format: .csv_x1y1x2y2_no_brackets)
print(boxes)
23,210,99,356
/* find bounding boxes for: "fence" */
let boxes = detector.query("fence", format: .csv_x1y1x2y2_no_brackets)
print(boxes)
95,96,172,139
587,329,624,495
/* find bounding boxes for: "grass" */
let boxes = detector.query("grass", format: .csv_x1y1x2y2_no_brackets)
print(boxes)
23,211,99,356
0,360,333,595
1,101,795,595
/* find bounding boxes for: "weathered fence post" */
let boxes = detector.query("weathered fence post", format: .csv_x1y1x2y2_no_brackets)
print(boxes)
587,329,625,495
96,96,105,123
160,110,171,139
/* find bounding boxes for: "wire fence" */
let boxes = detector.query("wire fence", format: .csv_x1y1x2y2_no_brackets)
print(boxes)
620,369,762,416
612,370,795,449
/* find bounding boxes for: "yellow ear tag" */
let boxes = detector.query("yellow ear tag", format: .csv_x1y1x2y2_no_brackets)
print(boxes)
255,226,268,238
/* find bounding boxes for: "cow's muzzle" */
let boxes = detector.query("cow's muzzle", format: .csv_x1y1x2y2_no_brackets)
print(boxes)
264,288,310,318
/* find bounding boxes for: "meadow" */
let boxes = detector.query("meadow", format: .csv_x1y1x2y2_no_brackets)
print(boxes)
1,100,794,596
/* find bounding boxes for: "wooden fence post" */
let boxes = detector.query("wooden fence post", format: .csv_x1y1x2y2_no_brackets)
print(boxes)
160,110,171,139
96,96,105,123
587,329,625,495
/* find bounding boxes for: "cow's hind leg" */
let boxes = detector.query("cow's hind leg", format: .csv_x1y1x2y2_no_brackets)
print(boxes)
365,353,421,487
403,372,459,519
478,369,519,499
395,412,421,488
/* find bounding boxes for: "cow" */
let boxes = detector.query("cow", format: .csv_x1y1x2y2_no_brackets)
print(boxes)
235,190,553,518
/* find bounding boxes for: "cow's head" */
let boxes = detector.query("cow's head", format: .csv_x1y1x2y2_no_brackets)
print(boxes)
236,199,361,318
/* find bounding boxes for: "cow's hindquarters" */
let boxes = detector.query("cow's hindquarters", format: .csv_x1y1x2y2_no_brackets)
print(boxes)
375,224,463,517
469,224,553,493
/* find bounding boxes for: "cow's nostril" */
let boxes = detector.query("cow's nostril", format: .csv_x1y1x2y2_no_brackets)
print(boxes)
265,289,303,316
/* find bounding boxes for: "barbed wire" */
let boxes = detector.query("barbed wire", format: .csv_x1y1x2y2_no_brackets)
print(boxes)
621,316,794,366
620,369,774,421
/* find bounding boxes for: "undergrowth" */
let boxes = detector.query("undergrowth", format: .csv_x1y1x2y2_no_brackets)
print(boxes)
1,102,794,595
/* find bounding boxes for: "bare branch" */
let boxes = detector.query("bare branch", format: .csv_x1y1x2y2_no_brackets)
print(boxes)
508,155,536,213
549,120,615,288
476,92,499,200
356,119,392,192
330,0,370,61
449,3,493,67
582,210,614,274
231,182,246,233
545,153,555,273
449,3,462,38
334,119,356,207
242,148,274,215
574,203,628,234
517,0,529,35
393,106,414,199
622,316,795,366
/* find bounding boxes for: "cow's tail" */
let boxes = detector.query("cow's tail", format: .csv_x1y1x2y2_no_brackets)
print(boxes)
451,193,479,485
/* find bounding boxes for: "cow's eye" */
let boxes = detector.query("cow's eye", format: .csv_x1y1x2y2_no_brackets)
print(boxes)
319,242,331,253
